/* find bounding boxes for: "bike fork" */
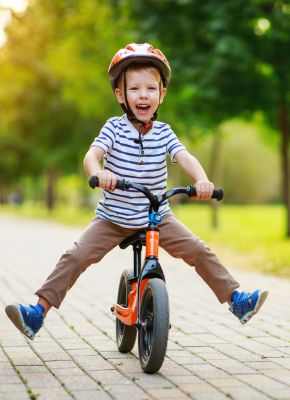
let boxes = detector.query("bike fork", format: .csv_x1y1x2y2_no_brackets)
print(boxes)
136,227,165,329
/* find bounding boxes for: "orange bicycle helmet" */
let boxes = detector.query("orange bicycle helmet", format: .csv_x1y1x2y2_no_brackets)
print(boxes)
108,43,171,89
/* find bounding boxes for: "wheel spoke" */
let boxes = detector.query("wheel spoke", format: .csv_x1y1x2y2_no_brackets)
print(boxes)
144,317,153,330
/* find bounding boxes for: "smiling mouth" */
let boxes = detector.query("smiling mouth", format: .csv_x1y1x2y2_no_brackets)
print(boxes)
136,104,150,111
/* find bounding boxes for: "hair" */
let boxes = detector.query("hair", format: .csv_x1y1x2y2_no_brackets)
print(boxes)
116,63,162,90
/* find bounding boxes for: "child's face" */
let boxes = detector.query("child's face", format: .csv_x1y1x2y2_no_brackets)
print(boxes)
114,68,167,124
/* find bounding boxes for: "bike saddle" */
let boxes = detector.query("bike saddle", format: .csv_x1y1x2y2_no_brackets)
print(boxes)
119,231,146,249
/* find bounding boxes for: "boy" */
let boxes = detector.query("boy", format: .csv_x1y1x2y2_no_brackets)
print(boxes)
6,43,268,340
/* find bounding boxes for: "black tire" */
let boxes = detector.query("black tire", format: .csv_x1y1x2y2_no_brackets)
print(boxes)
138,278,169,373
116,269,137,352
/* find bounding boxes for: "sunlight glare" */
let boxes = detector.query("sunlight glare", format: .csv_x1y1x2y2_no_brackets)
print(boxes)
0,0,28,46
0,0,27,13
0,8,10,46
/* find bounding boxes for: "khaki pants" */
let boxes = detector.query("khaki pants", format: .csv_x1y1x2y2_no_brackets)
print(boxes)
35,214,239,308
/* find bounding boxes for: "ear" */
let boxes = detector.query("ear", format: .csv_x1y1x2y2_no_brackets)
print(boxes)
114,88,125,104
159,87,167,104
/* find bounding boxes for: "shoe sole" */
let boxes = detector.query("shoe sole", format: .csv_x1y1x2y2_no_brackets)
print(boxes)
5,304,36,340
239,289,269,325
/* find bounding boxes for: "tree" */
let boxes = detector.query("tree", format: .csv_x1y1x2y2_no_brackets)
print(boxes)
127,0,290,236
0,0,131,208
0,1,83,207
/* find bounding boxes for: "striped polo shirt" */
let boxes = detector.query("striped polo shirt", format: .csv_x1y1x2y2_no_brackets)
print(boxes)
91,114,185,228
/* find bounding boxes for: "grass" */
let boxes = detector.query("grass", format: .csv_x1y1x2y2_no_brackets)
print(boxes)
174,203,290,278
1,202,289,278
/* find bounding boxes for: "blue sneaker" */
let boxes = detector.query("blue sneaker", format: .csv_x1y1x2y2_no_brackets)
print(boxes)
5,303,44,340
229,289,268,324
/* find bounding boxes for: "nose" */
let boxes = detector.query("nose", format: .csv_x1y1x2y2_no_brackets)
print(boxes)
139,88,148,98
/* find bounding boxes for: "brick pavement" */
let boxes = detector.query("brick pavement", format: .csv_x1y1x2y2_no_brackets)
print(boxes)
0,214,290,400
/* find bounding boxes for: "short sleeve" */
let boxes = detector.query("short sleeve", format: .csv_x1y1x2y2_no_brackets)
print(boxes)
166,126,186,163
90,118,116,153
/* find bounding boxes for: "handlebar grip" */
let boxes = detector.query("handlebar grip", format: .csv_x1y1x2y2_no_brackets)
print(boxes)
89,176,128,190
212,188,224,201
89,175,99,188
189,186,224,201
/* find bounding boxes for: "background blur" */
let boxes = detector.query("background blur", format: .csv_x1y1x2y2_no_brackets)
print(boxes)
0,0,289,275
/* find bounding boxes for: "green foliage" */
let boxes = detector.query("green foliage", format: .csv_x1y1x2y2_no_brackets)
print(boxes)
127,0,290,235
0,1,83,183
0,0,132,189
128,0,290,124
46,0,127,119
191,119,281,203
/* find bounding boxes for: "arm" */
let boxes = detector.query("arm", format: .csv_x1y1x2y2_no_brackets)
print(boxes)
174,149,214,200
83,146,117,191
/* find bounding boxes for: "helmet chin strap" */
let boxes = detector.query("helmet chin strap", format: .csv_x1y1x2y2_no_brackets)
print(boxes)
120,103,158,132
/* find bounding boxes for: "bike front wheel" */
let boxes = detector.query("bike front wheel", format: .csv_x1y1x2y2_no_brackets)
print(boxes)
138,278,169,373
116,269,137,353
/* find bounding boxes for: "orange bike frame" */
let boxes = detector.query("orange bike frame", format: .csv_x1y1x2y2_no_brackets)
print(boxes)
113,279,149,325
145,229,159,258
112,227,162,326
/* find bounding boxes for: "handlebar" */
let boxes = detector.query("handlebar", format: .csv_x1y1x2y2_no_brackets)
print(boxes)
89,176,224,205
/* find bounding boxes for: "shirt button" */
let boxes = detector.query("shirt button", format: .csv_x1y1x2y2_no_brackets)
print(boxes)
141,150,144,155
139,160,144,165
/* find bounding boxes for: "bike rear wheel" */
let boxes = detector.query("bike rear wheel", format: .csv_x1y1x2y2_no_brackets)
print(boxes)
116,269,137,352
138,278,169,373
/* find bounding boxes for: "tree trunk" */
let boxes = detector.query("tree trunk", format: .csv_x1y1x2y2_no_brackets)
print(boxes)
209,128,223,229
0,179,5,204
278,100,290,237
46,168,57,210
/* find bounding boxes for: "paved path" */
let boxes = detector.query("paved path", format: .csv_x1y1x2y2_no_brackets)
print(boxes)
0,215,290,400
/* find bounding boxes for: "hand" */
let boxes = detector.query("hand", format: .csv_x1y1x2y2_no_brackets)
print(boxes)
96,170,117,191
194,180,214,201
